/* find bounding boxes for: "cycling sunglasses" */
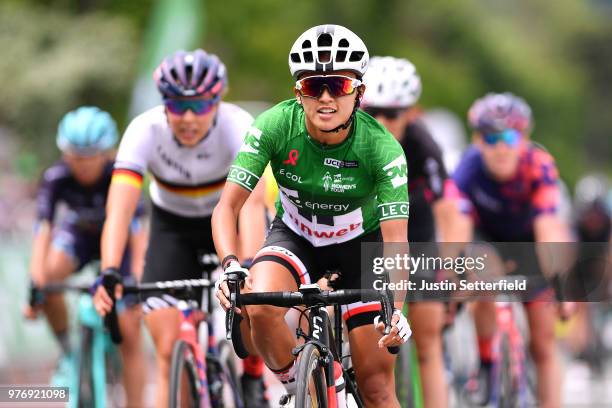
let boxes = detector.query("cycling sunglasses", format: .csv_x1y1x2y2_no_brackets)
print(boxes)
363,107,406,120
295,75,362,98
482,128,522,147
164,97,220,115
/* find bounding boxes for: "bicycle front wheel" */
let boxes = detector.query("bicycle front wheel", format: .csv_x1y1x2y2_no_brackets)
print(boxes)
207,339,243,407
497,334,517,408
169,339,201,408
295,343,328,408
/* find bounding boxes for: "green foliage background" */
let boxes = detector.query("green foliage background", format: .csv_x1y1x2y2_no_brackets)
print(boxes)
2,0,611,186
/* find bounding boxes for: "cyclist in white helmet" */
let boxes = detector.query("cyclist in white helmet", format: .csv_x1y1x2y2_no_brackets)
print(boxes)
362,56,464,407
214,24,411,407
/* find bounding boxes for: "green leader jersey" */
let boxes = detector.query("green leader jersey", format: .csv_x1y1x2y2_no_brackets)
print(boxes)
228,99,409,247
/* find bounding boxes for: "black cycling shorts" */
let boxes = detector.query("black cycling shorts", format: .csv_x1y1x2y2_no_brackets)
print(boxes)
141,205,216,313
252,217,383,331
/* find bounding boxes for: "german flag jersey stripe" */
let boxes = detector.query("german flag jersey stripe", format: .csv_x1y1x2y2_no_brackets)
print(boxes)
111,168,144,189
151,173,227,198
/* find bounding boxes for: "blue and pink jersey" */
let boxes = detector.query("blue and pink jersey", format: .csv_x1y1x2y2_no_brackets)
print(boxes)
451,143,560,241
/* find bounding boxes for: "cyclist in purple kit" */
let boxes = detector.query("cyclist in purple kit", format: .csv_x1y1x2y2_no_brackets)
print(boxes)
452,92,572,407
23,106,148,407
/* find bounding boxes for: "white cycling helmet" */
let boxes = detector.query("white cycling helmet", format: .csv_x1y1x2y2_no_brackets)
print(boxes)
362,56,422,108
289,24,369,79
574,174,610,210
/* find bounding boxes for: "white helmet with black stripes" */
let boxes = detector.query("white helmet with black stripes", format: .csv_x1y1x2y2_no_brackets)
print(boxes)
288,24,369,79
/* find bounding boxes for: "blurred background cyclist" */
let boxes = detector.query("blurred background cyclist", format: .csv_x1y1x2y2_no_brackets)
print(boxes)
361,55,464,408
451,92,573,407
23,106,148,406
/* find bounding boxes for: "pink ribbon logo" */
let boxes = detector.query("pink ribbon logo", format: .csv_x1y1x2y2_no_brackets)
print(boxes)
283,149,299,166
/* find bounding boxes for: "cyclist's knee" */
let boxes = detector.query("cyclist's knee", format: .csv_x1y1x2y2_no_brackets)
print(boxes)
530,332,556,364
358,373,396,405
145,308,179,364
411,303,444,355
247,304,285,328
46,249,77,281
528,309,556,363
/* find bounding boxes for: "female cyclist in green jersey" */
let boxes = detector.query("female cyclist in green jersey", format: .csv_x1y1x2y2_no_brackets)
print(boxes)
213,24,411,407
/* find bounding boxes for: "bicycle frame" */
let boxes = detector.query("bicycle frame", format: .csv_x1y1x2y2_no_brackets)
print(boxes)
300,305,339,407
175,299,212,408
31,282,117,408
226,282,398,408
492,301,528,407
73,293,114,408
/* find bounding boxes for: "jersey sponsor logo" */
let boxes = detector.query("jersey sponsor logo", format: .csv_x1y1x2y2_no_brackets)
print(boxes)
279,168,303,183
280,189,365,245
379,202,409,220
280,186,349,212
322,172,357,193
228,165,259,191
323,158,359,168
383,155,408,188
285,211,363,239
239,126,263,154
157,145,191,179
305,201,349,212
283,149,299,166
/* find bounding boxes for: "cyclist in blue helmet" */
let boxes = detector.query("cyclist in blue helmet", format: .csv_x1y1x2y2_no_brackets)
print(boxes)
24,106,148,406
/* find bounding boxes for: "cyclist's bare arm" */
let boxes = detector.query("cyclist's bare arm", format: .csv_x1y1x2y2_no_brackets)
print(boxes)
534,213,575,317
377,218,410,347
213,182,251,262
238,177,267,260
95,181,141,316
534,213,573,281
534,213,572,244
29,221,53,286
24,221,53,319
128,218,148,281
212,182,252,308
433,197,471,243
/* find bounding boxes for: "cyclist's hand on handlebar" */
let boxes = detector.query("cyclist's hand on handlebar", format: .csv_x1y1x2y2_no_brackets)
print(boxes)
375,309,411,348
91,269,123,317
23,304,40,320
215,260,251,314
24,281,44,320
